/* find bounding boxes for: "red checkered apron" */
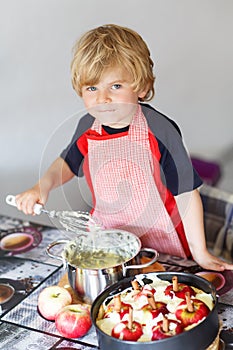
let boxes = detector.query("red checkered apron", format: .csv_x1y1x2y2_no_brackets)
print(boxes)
87,105,189,258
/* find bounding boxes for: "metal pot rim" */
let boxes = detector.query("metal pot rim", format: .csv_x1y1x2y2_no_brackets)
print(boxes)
68,229,143,269
47,229,145,269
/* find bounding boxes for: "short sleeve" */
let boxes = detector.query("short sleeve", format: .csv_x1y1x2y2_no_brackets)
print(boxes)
142,103,203,195
60,113,94,177
157,138,202,195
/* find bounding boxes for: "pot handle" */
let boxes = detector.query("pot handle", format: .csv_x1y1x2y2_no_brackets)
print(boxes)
46,240,69,261
123,247,159,273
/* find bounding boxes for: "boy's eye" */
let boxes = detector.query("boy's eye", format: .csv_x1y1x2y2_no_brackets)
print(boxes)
87,86,97,91
112,84,121,90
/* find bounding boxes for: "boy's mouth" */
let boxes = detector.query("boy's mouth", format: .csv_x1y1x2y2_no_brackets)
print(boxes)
97,108,116,113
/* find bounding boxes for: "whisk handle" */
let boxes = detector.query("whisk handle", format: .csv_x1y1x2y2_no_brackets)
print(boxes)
6,194,43,215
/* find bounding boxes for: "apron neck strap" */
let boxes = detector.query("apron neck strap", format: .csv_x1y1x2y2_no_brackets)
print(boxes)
91,104,149,143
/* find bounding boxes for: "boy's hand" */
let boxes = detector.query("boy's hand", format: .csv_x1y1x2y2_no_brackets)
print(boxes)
193,249,233,271
15,185,48,215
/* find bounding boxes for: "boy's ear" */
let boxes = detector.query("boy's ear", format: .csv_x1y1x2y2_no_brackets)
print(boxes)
138,84,149,99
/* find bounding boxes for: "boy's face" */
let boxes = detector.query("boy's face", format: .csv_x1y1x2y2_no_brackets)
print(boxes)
80,67,147,128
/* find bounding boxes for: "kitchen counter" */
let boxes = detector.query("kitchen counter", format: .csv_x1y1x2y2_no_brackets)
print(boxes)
0,214,232,350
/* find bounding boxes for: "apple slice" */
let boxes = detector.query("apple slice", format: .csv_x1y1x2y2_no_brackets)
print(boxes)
175,292,210,327
111,307,143,341
164,276,196,299
152,316,184,340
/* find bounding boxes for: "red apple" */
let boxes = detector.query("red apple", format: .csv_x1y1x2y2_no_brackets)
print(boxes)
104,301,131,320
164,283,196,299
134,284,156,300
152,318,184,340
142,301,168,319
164,276,196,299
111,320,143,341
175,298,210,327
38,285,72,321
111,306,143,341
55,304,92,338
133,285,156,309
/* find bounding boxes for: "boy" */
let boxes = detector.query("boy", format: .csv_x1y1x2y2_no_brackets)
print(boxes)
16,24,232,271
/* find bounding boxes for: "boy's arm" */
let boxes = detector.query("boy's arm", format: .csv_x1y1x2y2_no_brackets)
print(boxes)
175,189,233,271
15,157,74,215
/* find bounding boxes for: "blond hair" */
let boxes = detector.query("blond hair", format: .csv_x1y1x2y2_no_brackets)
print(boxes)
71,24,155,101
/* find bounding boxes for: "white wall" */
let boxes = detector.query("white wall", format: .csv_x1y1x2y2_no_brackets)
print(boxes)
1,0,233,225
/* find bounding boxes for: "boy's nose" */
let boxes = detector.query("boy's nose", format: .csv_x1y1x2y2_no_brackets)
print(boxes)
96,91,111,104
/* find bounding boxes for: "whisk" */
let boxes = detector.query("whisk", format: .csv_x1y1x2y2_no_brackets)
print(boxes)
5,195,102,233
